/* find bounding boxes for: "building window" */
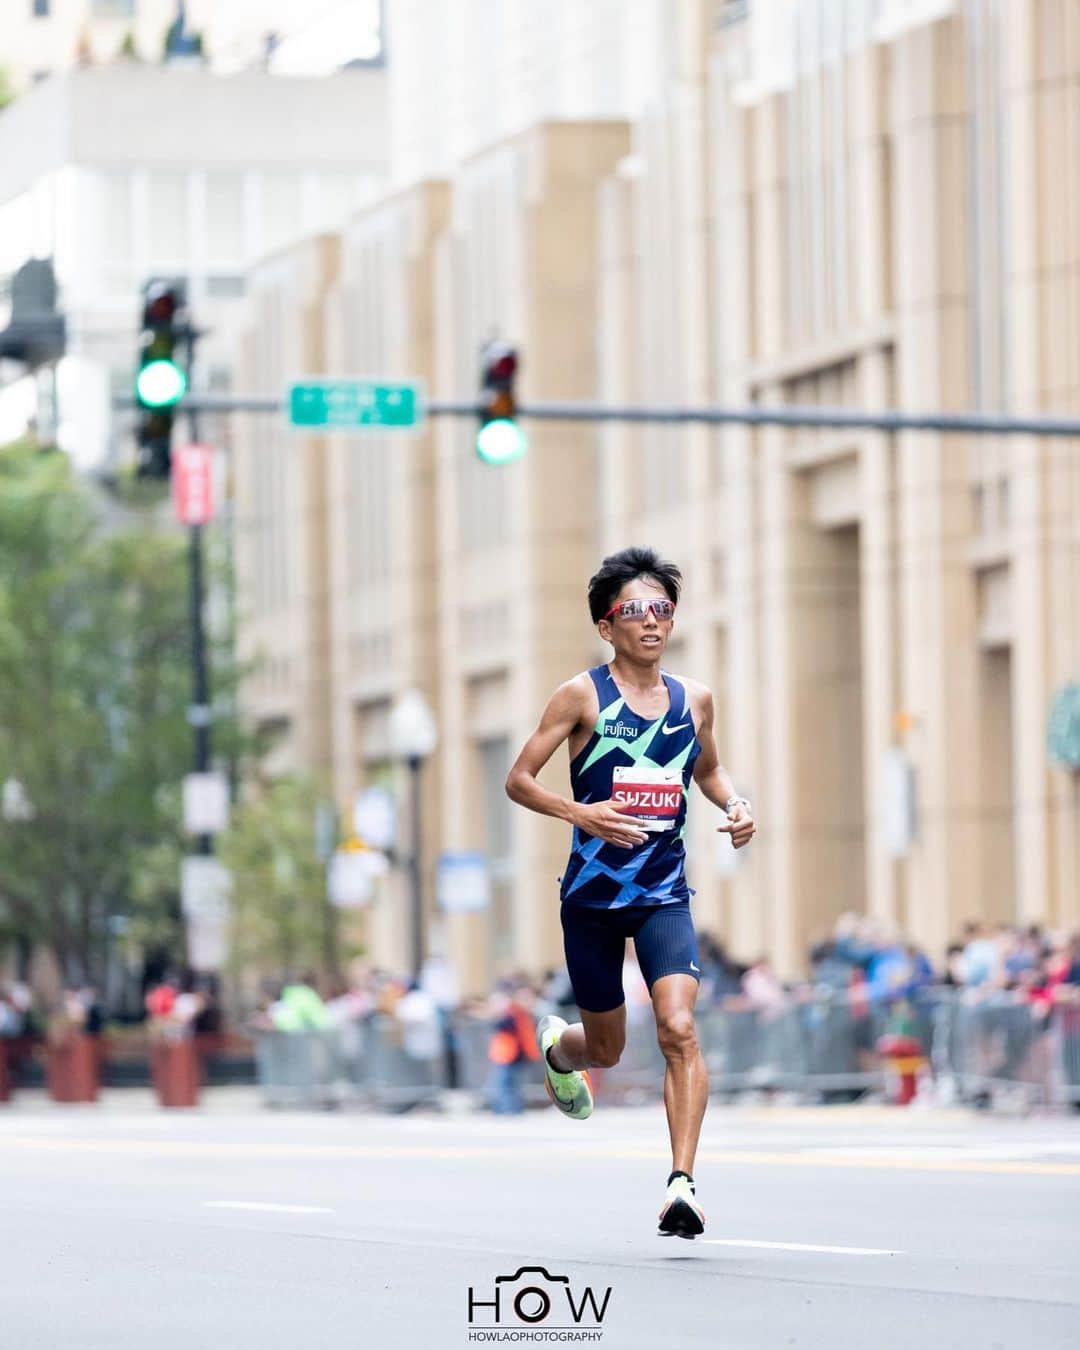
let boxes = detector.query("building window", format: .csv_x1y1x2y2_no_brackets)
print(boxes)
32,0,50,17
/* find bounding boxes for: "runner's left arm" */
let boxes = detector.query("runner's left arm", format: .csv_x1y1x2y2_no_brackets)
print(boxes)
689,686,756,849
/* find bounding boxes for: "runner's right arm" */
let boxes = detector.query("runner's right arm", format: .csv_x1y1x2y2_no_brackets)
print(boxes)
505,678,648,849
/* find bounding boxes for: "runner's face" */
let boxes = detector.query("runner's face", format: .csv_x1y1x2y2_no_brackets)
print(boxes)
598,576,674,661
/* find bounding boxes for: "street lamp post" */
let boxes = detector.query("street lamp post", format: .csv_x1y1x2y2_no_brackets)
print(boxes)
389,689,438,979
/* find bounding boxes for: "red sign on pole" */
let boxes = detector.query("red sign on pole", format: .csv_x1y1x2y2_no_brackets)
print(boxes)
172,444,215,526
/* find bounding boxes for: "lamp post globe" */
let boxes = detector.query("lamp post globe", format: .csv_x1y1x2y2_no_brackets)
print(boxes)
390,688,438,762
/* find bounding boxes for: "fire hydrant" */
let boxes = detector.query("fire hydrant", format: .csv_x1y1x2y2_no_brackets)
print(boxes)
876,1032,925,1105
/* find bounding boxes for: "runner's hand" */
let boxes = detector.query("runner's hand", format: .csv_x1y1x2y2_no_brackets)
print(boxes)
717,802,756,849
573,800,649,848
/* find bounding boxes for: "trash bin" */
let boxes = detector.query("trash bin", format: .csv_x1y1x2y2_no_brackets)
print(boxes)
47,1030,101,1103
151,1036,200,1108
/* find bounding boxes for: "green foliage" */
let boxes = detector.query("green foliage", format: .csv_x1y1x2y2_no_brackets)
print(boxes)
218,776,335,980
0,439,245,981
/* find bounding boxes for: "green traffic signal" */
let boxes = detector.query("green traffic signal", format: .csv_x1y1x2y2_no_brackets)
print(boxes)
475,417,528,465
136,358,187,408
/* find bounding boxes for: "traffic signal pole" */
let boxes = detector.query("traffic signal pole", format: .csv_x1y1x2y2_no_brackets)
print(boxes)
183,325,213,859
131,392,1080,438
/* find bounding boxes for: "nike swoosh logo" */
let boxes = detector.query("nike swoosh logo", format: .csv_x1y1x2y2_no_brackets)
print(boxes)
662,721,690,735
690,963,700,973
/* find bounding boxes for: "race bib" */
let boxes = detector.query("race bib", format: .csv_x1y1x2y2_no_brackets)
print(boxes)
612,765,683,832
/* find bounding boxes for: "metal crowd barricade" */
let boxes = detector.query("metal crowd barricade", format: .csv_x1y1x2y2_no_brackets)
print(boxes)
252,989,1080,1113
946,992,1052,1108
255,1015,446,1112
451,1013,550,1107
939,990,1080,1110
450,1015,495,1098
700,1004,804,1094
1051,1003,1080,1106
798,994,887,1099
254,1029,338,1109
363,1012,447,1111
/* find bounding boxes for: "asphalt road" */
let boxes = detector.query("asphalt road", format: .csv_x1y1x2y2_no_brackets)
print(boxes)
1,1091,1078,1350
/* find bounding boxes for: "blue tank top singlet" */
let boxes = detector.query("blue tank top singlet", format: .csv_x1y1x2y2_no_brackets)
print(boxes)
559,664,701,909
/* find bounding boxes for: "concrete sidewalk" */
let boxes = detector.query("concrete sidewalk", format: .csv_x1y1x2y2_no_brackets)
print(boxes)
0,1082,995,1125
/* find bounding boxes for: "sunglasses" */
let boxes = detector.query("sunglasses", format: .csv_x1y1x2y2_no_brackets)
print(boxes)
602,597,676,622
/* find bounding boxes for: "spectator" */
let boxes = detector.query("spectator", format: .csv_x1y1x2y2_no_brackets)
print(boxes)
172,971,204,1029
0,986,23,1039
809,936,854,992
420,954,461,1088
395,980,441,1061
1061,935,1080,988
699,934,745,1000
539,966,576,1013
272,972,330,1033
943,942,966,987
145,975,178,1019
193,974,223,1036
486,981,541,1115
961,920,1000,987
741,956,787,1017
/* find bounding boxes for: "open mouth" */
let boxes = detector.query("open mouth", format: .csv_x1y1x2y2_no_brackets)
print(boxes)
641,636,662,645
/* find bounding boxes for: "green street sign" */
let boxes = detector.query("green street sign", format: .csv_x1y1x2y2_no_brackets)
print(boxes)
288,379,424,430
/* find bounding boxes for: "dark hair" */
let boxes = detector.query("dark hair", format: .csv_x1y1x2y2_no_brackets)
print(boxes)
587,546,682,623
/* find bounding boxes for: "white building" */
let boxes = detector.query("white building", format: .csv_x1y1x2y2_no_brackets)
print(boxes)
0,62,387,464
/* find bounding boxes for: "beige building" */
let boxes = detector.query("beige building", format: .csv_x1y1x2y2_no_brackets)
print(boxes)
233,0,1079,992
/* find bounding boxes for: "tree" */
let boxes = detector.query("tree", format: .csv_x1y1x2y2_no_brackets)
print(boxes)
218,776,337,980
0,440,244,983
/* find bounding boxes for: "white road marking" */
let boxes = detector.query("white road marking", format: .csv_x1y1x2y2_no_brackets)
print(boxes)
702,1239,901,1256
203,1201,332,1214
804,1143,1080,1163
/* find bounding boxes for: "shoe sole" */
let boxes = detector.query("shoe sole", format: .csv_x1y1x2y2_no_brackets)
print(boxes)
658,1198,705,1240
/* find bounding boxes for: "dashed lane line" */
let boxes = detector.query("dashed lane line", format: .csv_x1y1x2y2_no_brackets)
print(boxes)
702,1239,901,1256
203,1201,333,1214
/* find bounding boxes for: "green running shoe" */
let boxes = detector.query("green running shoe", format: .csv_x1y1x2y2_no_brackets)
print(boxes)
657,1175,705,1239
536,1014,594,1121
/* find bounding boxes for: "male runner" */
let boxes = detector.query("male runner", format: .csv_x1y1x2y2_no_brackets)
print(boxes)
505,546,756,1239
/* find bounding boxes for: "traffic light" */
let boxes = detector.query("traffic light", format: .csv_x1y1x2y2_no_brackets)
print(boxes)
135,280,187,479
476,339,527,464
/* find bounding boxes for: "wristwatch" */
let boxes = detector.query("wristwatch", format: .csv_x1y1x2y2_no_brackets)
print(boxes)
724,794,752,814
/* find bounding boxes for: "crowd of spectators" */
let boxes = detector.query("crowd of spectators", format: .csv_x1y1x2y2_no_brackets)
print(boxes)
681,914,1080,1016
4,916,1078,1111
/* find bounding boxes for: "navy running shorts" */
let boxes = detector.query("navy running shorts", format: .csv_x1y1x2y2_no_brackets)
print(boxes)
559,900,700,1013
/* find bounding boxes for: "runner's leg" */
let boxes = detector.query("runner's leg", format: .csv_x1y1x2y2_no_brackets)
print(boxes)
550,903,628,1070
650,973,707,1175
631,902,707,1175
548,1003,626,1071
